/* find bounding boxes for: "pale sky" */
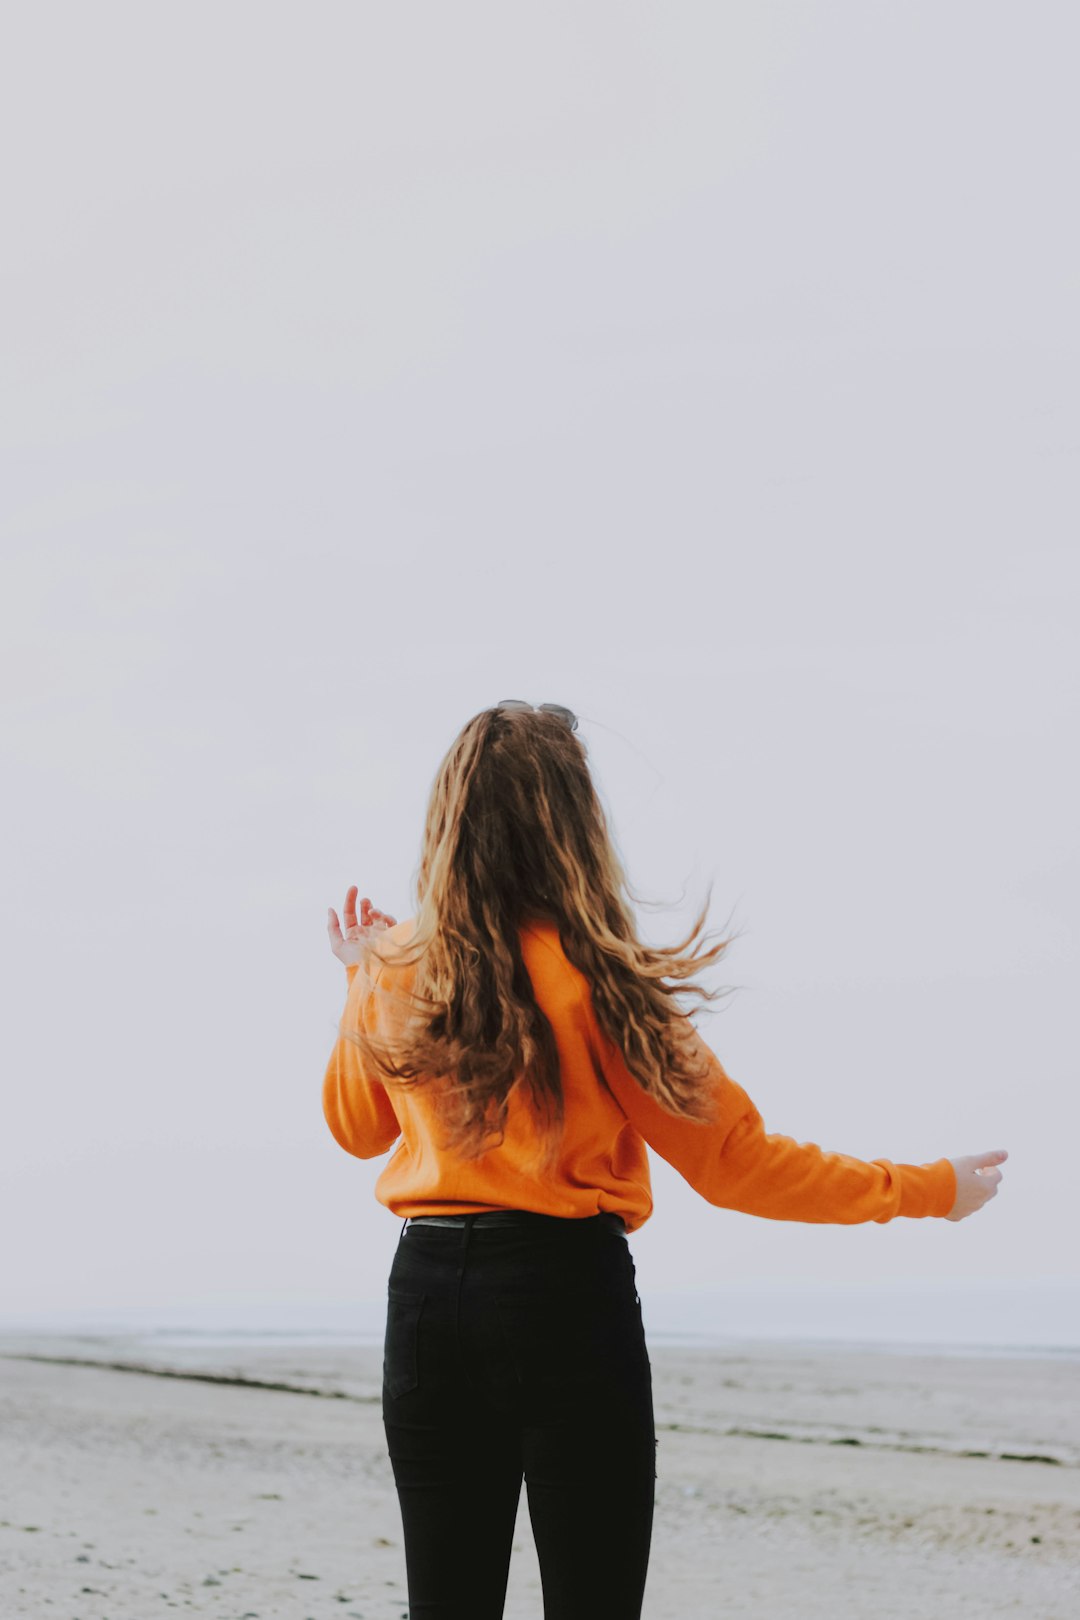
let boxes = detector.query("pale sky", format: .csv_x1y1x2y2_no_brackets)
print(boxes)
2,2,1077,1338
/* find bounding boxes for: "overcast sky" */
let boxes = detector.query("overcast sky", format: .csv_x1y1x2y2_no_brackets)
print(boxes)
2,2,1076,1337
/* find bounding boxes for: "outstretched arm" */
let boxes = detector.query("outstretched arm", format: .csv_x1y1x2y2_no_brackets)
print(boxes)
583,993,959,1224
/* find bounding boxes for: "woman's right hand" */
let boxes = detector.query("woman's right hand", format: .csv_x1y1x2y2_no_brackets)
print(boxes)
327,886,398,969
945,1149,1008,1220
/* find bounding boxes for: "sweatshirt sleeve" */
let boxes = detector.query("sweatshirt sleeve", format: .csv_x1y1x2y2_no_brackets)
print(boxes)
582,993,956,1224
322,961,402,1160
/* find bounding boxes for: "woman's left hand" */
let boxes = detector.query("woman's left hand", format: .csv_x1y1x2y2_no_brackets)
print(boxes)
327,886,398,968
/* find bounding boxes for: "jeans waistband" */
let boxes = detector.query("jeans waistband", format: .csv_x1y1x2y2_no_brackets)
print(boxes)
404,1210,627,1236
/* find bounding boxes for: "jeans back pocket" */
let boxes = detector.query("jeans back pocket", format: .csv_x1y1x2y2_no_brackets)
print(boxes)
384,1286,425,1399
495,1279,650,1404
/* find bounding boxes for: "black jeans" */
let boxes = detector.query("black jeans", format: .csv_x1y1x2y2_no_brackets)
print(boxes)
382,1211,656,1620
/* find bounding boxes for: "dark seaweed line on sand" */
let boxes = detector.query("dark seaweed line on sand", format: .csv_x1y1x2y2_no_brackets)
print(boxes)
4,1355,1069,1468
661,1420,1068,1467
0,1354,380,1403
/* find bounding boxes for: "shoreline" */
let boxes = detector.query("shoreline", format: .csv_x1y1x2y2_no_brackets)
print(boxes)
3,1324,1079,1360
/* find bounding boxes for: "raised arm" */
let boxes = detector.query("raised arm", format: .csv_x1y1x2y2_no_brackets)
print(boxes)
322,959,402,1160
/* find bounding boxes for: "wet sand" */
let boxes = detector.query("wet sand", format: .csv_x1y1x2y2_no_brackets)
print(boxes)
2,1334,1078,1618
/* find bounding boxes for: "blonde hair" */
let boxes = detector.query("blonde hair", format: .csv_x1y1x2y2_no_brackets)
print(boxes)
342,704,743,1171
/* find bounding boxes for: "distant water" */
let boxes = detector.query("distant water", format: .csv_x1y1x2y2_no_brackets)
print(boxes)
2,1279,1077,1360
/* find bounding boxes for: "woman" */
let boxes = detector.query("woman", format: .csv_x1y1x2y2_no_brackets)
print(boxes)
322,699,1006,1620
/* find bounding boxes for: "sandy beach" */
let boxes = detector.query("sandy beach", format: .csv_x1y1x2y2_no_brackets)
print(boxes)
2,1332,1078,1619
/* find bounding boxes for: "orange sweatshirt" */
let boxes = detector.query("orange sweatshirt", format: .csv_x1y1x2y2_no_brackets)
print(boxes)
322,917,957,1232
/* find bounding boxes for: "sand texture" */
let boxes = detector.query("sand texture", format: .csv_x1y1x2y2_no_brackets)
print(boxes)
2,1333,1078,1618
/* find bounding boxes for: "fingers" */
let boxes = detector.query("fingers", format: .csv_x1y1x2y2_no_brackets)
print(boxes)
972,1156,1006,1202
360,895,396,929
973,1160,1004,1209
332,890,396,953
957,1150,1008,1177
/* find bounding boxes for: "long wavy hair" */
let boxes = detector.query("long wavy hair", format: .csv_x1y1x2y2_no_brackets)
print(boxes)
341,703,744,1171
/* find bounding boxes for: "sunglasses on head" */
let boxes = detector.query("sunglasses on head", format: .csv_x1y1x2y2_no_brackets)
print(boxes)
495,699,579,733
